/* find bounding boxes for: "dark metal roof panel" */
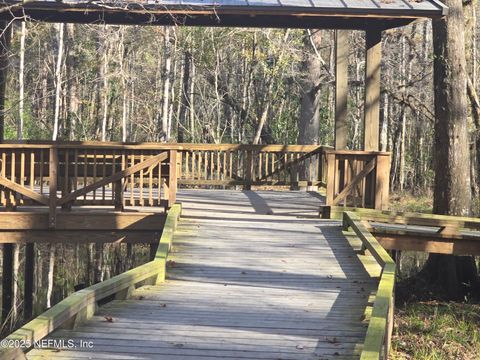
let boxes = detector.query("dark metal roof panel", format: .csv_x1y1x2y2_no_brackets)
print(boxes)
0,0,448,30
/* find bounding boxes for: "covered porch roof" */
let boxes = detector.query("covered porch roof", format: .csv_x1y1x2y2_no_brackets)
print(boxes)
0,0,447,30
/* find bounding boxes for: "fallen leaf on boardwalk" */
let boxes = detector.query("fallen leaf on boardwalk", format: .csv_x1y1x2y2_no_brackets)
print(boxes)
326,337,338,344
104,316,114,323
241,271,247,274
333,352,340,356
327,275,333,279
166,260,177,268
160,303,167,307
173,343,184,348
296,345,305,350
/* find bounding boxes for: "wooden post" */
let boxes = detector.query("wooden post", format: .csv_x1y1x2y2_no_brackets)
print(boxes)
0,22,11,143
334,30,348,150
374,154,390,210
326,152,336,206
168,150,177,207
24,242,35,320
115,152,125,211
49,147,58,229
2,243,13,324
364,30,382,151
114,180,124,211
245,150,253,190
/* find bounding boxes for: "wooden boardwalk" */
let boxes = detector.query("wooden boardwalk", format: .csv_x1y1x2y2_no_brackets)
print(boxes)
28,190,381,360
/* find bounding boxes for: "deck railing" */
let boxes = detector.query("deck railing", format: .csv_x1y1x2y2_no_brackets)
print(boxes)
0,143,178,226
342,211,395,360
0,142,391,211
325,150,390,210
176,144,329,189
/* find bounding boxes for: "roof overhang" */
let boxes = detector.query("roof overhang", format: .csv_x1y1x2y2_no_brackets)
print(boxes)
0,0,448,30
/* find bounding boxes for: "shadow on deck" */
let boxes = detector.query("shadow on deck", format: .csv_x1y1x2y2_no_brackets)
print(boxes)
26,189,381,360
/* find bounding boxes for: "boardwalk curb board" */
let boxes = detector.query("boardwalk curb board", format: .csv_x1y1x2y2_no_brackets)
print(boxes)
343,211,395,360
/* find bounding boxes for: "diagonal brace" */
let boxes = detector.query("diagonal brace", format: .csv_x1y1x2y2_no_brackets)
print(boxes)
57,152,168,206
332,158,376,206
0,176,49,205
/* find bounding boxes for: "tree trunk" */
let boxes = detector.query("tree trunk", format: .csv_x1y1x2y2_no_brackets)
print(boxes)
420,0,479,299
66,24,79,141
12,244,20,321
161,27,171,142
298,30,322,145
18,22,26,140
52,23,64,141
46,245,55,308
177,51,191,143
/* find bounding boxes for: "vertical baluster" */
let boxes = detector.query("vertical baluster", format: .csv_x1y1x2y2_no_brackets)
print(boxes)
157,153,162,205
296,153,301,187
361,158,366,208
73,149,78,192
102,151,107,204
10,151,15,207
264,152,269,182
205,151,209,180
40,149,44,195
20,151,25,205
0,151,4,205
197,151,201,181
236,151,240,184
270,152,274,181
139,151,144,206
30,152,35,191
49,147,58,228
185,151,189,180
229,150,232,180
62,149,70,210
92,150,97,201
258,152,262,182
112,150,116,202
344,157,349,208
130,152,135,206
83,149,87,201
190,151,196,180
222,151,226,181
216,150,220,181
149,151,154,206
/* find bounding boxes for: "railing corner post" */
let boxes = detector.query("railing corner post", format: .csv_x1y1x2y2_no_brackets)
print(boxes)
244,150,253,191
168,149,177,208
326,152,336,206
48,147,58,229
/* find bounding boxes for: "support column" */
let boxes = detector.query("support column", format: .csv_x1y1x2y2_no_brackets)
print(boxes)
2,243,13,324
334,30,348,150
24,243,35,320
363,30,382,151
0,21,11,142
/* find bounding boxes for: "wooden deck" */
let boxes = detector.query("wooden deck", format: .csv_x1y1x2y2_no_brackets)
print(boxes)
27,190,381,360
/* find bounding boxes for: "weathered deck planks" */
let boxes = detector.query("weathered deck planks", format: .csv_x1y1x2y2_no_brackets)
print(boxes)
28,190,381,360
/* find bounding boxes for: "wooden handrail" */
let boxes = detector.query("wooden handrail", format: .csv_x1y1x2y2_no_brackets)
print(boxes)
0,141,324,152
343,211,395,360
333,207,480,231
0,203,182,360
